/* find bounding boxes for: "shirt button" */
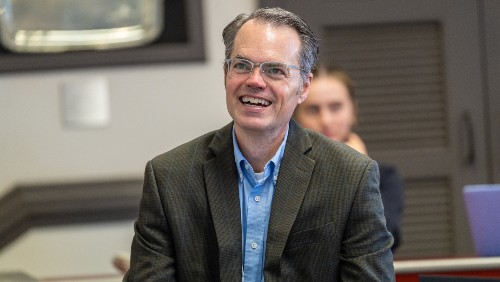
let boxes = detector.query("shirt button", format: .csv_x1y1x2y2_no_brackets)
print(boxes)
251,242,258,249
254,195,261,202
245,163,250,169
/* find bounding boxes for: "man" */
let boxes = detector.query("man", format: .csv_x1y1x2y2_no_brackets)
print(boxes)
125,7,394,281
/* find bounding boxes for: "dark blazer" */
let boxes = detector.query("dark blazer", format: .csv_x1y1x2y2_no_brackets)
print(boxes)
125,120,394,281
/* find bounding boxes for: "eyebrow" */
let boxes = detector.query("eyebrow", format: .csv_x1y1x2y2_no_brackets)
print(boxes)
234,54,286,65
305,104,320,109
235,54,250,61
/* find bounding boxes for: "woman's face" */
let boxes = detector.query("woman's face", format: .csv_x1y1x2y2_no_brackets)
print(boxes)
294,75,356,142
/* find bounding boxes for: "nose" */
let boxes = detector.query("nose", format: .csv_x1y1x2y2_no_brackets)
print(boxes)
245,66,267,89
319,109,334,129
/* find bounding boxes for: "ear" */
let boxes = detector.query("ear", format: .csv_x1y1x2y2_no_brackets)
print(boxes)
223,63,228,87
297,72,313,104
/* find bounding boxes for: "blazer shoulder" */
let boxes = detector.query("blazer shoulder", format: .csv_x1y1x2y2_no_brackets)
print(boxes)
148,121,234,168
150,129,219,169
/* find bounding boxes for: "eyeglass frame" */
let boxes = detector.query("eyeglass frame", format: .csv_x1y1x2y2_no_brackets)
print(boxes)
224,57,305,81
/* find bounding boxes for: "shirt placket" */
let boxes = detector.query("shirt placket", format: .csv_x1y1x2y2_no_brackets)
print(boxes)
243,167,269,281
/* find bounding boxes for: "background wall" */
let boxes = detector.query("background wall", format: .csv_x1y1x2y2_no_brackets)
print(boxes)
0,0,256,278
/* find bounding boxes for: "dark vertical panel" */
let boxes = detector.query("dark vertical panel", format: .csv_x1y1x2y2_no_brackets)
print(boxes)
322,23,448,151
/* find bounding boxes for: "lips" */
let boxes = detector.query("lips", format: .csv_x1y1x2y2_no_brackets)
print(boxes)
240,96,271,107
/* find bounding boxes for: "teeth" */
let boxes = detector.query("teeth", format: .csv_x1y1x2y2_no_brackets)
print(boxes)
241,96,271,106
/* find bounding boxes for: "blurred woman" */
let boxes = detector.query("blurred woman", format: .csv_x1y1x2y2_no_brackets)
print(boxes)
294,66,404,252
294,66,367,155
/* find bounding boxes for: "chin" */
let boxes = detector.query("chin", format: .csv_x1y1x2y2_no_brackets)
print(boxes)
328,135,342,142
236,122,268,132
321,132,336,140
235,117,278,134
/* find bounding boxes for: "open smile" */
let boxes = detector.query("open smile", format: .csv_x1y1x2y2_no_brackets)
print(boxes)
240,96,272,107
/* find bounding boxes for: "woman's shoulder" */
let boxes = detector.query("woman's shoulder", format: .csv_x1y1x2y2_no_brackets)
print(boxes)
346,132,368,155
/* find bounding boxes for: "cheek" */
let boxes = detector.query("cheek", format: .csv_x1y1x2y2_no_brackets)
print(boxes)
225,80,239,98
283,77,296,88
335,110,355,129
309,121,323,132
283,77,304,99
333,107,354,123
276,85,299,111
298,114,322,131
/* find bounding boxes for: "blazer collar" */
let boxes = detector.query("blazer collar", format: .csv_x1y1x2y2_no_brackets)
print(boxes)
264,120,315,276
204,121,242,280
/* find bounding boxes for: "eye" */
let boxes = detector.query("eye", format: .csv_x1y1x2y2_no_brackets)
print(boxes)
329,103,342,112
305,106,319,115
263,63,288,78
232,59,252,72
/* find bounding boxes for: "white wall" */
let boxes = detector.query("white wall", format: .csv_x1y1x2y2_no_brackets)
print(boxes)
0,221,136,279
0,0,256,278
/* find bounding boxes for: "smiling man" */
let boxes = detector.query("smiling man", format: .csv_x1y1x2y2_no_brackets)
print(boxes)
125,7,394,282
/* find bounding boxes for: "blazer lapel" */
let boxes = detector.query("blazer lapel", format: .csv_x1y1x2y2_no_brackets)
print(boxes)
264,120,315,275
204,123,242,281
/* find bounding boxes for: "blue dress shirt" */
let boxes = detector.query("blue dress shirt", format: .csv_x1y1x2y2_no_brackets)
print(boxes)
232,127,288,282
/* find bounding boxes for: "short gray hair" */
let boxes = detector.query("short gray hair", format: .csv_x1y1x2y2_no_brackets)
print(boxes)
222,7,319,81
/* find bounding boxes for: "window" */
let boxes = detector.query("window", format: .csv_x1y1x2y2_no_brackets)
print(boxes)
0,0,204,73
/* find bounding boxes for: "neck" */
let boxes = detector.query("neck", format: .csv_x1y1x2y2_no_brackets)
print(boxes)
234,125,288,173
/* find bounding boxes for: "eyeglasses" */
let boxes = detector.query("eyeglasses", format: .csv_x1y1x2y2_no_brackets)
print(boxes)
225,58,304,81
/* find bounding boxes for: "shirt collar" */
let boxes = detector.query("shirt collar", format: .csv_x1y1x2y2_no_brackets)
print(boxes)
232,126,289,184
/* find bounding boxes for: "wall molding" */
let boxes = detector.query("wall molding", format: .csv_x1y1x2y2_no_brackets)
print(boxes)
0,179,143,250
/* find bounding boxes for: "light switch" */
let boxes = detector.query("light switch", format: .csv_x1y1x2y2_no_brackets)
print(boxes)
61,77,110,129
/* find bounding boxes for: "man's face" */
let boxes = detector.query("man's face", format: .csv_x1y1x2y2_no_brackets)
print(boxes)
225,20,311,136
294,76,356,143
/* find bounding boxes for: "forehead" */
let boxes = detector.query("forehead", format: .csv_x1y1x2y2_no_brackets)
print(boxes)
232,19,301,64
306,76,352,104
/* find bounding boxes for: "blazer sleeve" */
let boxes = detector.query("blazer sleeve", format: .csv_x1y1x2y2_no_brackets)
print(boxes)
123,161,177,281
340,160,395,281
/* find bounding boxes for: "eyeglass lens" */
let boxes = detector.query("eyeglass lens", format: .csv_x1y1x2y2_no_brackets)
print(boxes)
228,58,290,80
